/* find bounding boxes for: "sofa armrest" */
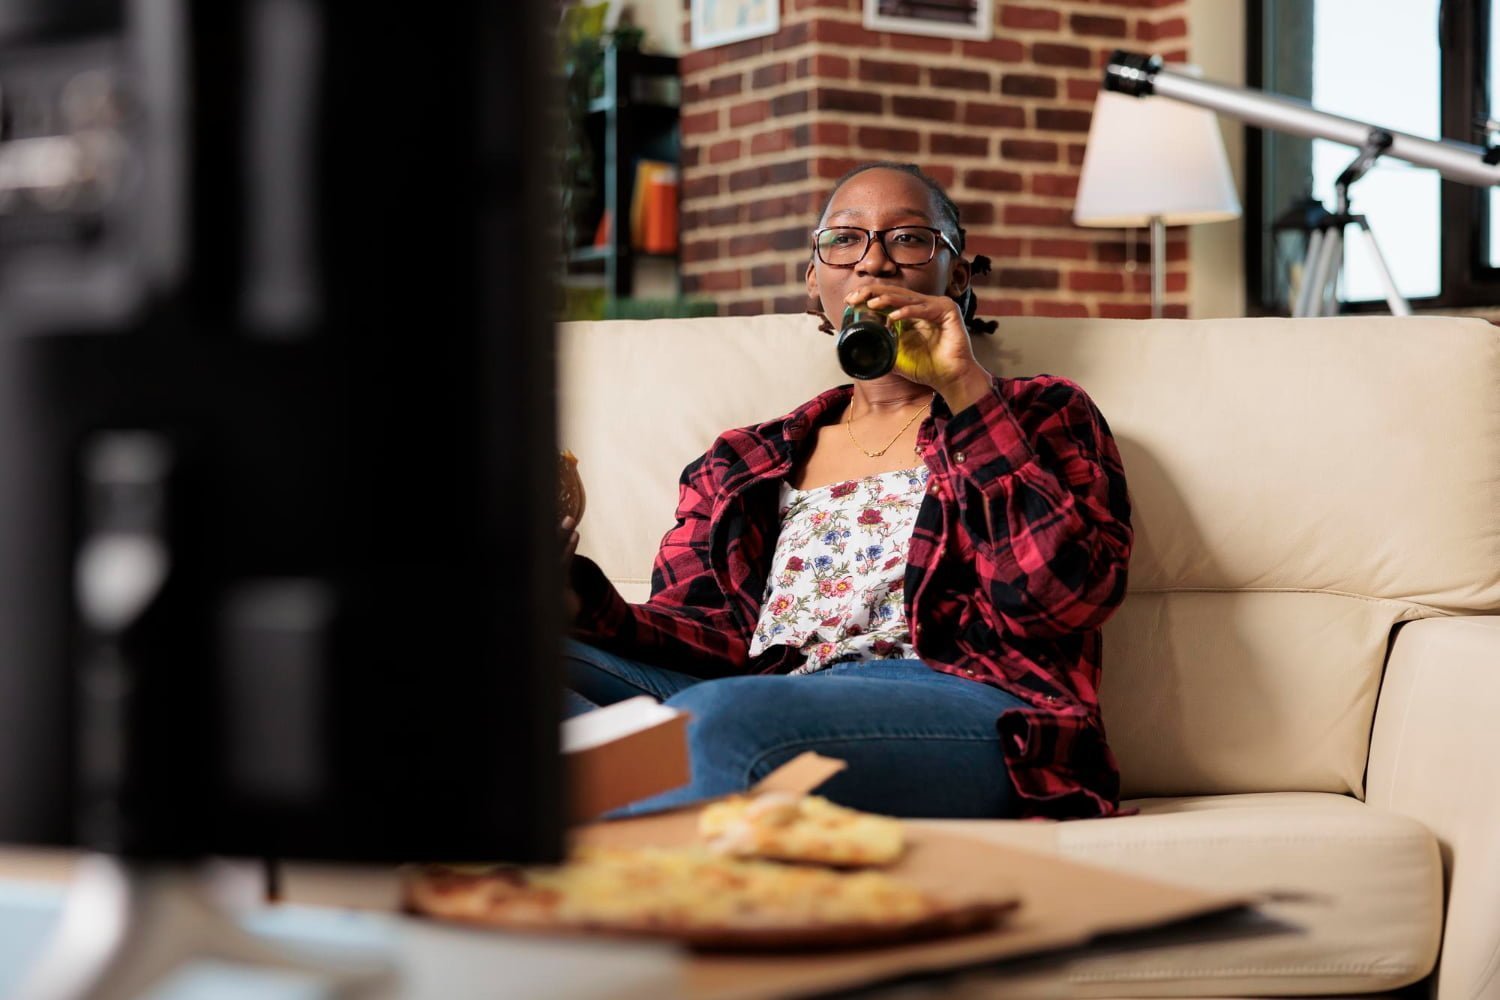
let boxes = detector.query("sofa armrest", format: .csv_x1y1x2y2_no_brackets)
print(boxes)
1366,615,1500,1000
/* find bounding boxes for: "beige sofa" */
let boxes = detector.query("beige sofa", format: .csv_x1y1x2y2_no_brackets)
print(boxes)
558,313,1500,999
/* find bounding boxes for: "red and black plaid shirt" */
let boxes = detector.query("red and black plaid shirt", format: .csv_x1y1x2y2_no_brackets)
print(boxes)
571,372,1133,819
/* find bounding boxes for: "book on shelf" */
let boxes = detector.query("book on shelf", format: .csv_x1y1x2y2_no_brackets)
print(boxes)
630,159,678,255
592,209,613,248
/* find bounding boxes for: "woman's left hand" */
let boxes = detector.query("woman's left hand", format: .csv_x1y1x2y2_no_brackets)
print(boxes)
847,284,992,411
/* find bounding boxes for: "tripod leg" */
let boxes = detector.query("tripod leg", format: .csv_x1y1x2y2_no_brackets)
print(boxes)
1354,217,1413,316
1301,228,1336,317
1314,227,1344,317
1294,230,1324,317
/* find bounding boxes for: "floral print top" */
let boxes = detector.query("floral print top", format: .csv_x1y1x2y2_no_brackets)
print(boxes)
749,465,930,674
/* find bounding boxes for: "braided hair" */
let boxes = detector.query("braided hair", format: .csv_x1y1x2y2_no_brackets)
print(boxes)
806,161,998,339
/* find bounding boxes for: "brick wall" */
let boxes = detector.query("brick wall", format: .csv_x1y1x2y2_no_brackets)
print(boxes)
677,0,1192,320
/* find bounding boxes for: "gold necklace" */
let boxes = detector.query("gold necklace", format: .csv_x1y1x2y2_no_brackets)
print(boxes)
846,394,933,458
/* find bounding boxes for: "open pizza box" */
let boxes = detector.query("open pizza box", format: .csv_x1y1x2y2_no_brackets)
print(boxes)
569,747,1276,1000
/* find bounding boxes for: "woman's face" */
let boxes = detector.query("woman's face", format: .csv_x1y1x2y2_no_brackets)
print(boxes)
805,168,969,321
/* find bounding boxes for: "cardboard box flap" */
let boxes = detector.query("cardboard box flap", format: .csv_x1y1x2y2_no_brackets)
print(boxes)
574,771,1270,1000
568,750,1278,999
749,752,846,797
679,828,1260,1000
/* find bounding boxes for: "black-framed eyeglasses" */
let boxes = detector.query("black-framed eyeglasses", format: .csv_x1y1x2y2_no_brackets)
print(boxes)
811,226,961,267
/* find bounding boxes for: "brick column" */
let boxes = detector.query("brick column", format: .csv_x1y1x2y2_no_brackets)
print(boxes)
677,0,1193,320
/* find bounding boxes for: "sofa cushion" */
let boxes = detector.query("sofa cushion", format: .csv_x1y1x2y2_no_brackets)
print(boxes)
557,315,1500,798
974,314,1500,799
920,794,1443,997
1101,590,1418,799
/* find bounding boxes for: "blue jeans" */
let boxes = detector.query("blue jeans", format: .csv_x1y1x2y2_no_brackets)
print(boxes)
563,640,1027,819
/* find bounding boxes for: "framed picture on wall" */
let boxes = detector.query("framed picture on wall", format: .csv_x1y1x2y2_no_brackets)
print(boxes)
864,0,993,41
691,0,780,50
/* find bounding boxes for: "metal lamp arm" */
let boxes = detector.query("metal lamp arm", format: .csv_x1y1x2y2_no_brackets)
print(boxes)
1104,50,1500,189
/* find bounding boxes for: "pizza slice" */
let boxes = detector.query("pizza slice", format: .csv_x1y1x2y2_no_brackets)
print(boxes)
403,846,1013,951
697,792,906,867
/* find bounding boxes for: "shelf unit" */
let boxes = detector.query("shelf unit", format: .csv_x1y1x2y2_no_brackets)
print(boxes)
565,48,680,299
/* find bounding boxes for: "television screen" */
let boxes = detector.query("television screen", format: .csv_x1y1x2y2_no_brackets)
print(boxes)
0,0,121,45
0,1,564,864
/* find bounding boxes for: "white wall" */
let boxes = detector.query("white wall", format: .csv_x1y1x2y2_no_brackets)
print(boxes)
1189,0,1248,317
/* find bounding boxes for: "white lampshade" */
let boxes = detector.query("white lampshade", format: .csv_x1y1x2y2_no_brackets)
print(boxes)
1073,88,1242,227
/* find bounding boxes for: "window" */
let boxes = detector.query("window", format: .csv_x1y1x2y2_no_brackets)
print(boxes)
1489,5,1500,268
1247,0,1500,312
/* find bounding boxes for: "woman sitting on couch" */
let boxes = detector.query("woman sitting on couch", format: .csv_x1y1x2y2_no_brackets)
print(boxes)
563,161,1133,820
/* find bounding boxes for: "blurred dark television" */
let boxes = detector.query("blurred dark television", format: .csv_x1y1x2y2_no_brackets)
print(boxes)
0,0,564,876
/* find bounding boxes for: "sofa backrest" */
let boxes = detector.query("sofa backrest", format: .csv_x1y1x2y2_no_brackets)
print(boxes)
557,314,1500,799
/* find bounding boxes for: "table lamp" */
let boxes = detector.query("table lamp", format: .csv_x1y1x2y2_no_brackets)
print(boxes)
1073,83,1241,317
